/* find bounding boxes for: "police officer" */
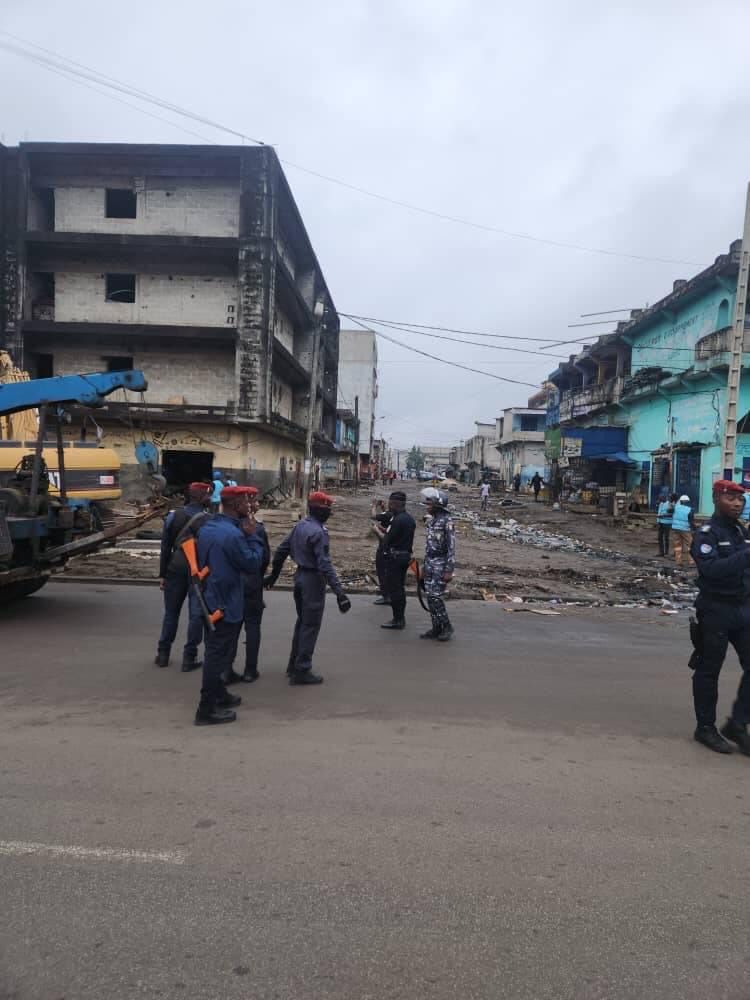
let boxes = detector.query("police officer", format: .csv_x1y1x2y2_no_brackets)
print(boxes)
195,486,265,726
154,482,212,670
419,487,456,641
690,479,750,755
380,490,416,631
264,491,351,684
225,486,270,685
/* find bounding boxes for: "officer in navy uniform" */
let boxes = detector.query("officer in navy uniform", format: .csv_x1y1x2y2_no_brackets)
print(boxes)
380,490,416,631
225,486,270,685
690,478,750,755
155,481,212,671
264,491,351,684
195,486,265,726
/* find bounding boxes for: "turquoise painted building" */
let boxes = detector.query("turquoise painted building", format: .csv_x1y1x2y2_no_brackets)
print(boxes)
546,241,750,514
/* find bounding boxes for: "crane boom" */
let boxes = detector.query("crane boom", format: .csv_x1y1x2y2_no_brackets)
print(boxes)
0,370,147,419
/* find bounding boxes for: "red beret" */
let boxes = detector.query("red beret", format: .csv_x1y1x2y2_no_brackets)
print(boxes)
308,490,335,507
220,485,249,499
713,479,745,496
188,482,212,493
238,485,259,496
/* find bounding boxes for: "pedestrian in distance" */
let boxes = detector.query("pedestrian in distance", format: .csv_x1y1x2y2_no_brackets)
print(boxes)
194,486,265,726
264,491,351,685
380,490,417,631
225,486,269,685
672,494,696,567
480,481,491,512
530,472,543,502
154,482,212,671
690,479,750,756
419,487,456,642
210,470,224,514
512,472,521,495
656,491,677,557
371,498,393,606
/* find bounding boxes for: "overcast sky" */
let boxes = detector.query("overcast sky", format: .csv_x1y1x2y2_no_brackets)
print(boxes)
2,1,750,451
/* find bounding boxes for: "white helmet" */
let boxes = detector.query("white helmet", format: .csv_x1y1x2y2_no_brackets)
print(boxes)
420,486,449,509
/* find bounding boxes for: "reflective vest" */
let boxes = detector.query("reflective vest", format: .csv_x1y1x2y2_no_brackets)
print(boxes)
672,504,692,532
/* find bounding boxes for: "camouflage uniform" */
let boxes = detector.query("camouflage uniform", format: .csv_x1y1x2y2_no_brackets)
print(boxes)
423,509,456,634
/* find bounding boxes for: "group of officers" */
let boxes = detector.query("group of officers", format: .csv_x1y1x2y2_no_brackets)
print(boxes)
156,481,456,726
155,474,750,757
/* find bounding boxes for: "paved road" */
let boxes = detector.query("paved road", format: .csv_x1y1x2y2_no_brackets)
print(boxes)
1,584,749,1000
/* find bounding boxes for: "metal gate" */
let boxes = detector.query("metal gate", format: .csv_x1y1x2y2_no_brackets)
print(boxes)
674,448,701,511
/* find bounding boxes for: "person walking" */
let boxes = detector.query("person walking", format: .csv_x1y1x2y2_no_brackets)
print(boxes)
194,486,265,726
690,479,750,755
512,472,521,495
656,492,677,557
480,481,491,511
530,472,543,502
380,490,417,631
154,482,212,670
672,494,696,567
264,491,351,685
225,486,269,685
419,487,456,641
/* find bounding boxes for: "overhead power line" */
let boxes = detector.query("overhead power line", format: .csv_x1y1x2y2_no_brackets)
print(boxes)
0,30,702,267
347,318,539,388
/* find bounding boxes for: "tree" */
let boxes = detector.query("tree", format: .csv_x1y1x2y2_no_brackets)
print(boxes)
406,445,425,473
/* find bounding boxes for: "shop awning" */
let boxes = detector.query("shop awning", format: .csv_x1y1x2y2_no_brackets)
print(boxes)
592,451,637,466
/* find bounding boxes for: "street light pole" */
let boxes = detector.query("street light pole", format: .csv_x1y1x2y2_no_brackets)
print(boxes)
302,299,325,501
722,183,750,479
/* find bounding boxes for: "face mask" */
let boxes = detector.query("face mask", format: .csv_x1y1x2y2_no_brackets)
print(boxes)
312,508,332,523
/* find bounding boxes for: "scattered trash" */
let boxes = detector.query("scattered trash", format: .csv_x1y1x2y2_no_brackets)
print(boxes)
505,607,562,616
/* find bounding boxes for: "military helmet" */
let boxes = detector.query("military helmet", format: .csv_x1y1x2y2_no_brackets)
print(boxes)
420,486,449,509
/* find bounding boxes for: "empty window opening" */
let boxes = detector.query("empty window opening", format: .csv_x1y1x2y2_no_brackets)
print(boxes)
103,356,134,372
105,274,136,303
34,353,54,379
33,187,55,229
106,188,137,219
718,298,730,329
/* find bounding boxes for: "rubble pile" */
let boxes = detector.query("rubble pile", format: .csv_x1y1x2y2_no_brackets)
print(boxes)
473,517,623,560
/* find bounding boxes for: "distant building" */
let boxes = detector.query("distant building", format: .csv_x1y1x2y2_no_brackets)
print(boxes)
337,329,378,478
493,407,546,486
0,141,339,495
462,422,499,484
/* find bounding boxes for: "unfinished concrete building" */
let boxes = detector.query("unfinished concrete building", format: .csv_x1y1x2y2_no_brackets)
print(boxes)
0,142,339,493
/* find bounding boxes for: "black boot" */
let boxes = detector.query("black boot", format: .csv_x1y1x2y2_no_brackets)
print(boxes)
224,669,244,686
436,623,454,642
720,718,750,756
694,724,733,754
216,690,242,708
241,670,260,683
381,619,405,630
289,670,324,685
181,656,202,673
420,627,439,639
194,703,237,726
154,648,170,668
373,596,390,606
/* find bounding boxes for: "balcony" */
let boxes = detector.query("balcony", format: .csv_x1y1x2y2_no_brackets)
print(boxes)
694,325,750,361
559,376,624,422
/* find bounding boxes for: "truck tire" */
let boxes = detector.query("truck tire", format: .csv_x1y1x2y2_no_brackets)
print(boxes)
0,577,49,605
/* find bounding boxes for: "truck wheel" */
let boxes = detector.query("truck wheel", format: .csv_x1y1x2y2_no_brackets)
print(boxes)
0,577,49,604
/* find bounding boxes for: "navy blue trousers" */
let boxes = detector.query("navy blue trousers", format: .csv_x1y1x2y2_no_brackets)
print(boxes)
243,584,264,675
201,619,242,705
288,570,326,673
694,599,750,726
158,569,203,659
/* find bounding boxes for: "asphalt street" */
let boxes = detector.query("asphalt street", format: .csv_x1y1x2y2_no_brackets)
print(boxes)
1,584,750,1000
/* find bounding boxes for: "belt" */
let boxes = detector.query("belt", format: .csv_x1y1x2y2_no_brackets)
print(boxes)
386,549,412,557
698,592,747,606
295,565,321,573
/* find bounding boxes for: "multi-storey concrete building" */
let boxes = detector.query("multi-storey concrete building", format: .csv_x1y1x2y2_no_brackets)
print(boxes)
0,142,339,494
493,407,546,486
337,329,377,478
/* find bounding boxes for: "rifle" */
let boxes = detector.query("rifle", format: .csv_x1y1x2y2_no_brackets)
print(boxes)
180,536,224,632
408,558,430,614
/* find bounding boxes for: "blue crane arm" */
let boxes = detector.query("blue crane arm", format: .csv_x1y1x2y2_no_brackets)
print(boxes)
0,370,147,417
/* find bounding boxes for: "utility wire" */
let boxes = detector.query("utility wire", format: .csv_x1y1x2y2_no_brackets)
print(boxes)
339,313,569,359
0,30,701,267
347,318,539,388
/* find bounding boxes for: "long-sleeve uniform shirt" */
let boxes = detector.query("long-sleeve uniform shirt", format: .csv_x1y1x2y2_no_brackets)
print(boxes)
197,514,265,622
691,514,750,603
159,501,210,578
272,516,344,597
424,510,456,573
